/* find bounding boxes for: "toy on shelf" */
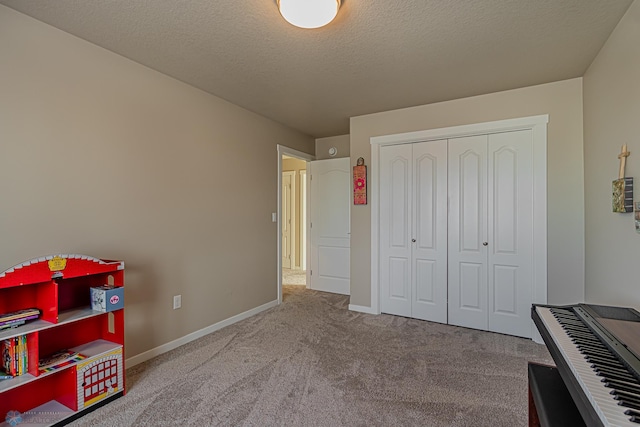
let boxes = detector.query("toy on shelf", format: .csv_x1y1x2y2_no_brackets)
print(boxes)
38,349,86,373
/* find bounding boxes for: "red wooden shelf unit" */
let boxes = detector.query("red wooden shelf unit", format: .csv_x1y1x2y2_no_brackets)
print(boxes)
0,254,125,427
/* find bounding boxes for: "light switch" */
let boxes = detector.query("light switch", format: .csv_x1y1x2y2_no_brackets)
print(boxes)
272,212,277,222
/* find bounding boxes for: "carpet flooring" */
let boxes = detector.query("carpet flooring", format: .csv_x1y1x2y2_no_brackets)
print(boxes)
282,268,306,286
70,285,553,426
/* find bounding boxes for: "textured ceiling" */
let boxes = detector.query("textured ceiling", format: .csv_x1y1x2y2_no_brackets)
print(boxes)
0,0,633,137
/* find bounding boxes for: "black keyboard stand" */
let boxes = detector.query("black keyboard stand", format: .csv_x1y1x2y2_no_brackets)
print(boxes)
528,362,587,427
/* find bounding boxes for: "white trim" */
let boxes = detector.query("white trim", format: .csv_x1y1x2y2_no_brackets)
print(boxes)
282,170,296,269
370,142,381,314
531,121,548,344
126,299,278,367
370,115,549,146
277,145,314,304
370,115,548,322
300,170,308,272
348,304,379,315
291,171,298,269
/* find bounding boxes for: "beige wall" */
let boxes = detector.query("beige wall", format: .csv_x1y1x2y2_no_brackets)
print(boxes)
350,78,585,308
282,158,307,268
0,6,314,359
583,1,640,307
315,134,350,160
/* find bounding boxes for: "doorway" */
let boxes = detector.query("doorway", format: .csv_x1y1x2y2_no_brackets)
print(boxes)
282,170,295,269
277,145,314,304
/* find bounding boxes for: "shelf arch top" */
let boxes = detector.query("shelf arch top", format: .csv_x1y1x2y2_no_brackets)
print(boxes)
0,254,124,287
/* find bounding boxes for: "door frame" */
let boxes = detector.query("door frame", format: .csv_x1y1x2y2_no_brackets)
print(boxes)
277,145,314,304
369,115,548,340
300,170,308,273
282,171,296,269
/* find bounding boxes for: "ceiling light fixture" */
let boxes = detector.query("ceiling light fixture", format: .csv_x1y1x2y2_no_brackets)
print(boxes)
278,0,341,29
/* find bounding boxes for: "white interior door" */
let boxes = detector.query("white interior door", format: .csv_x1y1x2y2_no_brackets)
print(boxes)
380,144,412,317
309,158,350,295
412,140,448,323
282,171,294,269
380,140,448,322
487,130,533,337
448,135,489,331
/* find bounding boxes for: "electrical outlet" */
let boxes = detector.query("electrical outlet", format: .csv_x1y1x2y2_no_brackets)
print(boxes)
173,295,182,310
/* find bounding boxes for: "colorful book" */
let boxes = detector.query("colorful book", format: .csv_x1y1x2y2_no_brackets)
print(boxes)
0,320,26,331
13,337,18,375
0,314,38,328
23,335,28,375
16,337,21,376
1,334,28,376
0,308,40,325
1,338,15,375
17,335,26,375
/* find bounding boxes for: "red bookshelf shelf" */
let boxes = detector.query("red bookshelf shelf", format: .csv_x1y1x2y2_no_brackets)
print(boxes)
0,255,125,427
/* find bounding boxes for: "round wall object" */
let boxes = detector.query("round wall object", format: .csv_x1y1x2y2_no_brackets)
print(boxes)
328,147,337,157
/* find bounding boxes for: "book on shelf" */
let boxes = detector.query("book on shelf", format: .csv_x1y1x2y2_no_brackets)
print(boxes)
20,335,26,375
0,319,27,331
39,349,86,373
0,308,40,327
1,334,27,376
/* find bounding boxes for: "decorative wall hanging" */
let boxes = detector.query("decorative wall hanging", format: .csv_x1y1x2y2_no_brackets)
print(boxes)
353,157,367,205
613,144,633,213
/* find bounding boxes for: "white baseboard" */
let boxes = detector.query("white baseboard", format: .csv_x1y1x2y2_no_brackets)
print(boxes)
126,299,279,367
348,304,378,315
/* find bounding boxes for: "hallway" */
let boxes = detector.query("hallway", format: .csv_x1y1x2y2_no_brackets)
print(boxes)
282,268,306,286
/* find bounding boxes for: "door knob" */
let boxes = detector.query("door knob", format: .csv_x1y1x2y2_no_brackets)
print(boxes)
412,239,416,243
483,242,488,246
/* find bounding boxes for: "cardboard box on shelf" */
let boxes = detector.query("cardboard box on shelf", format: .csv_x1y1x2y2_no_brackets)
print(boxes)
90,286,124,312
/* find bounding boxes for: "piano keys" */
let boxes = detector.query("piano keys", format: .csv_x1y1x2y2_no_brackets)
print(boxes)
532,304,640,426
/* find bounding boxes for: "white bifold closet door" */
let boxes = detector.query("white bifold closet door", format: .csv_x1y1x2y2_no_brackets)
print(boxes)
379,140,448,323
448,130,533,337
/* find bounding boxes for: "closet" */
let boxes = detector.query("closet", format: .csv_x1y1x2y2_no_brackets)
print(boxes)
379,139,448,324
377,118,545,339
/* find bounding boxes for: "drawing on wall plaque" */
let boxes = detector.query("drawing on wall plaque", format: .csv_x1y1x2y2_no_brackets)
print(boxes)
613,144,633,213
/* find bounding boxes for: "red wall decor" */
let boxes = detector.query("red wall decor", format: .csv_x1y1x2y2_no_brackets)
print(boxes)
353,157,367,205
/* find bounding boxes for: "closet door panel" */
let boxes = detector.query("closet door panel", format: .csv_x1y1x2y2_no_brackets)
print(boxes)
488,130,533,338
448,135,488,331
389,257,410,299
493,265,517,314
415,259,435,302
412,140,448,323
380,144,412,317
460,150,483,252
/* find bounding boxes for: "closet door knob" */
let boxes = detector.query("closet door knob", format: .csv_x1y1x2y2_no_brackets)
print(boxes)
483,242,488,246
412,239,416,243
